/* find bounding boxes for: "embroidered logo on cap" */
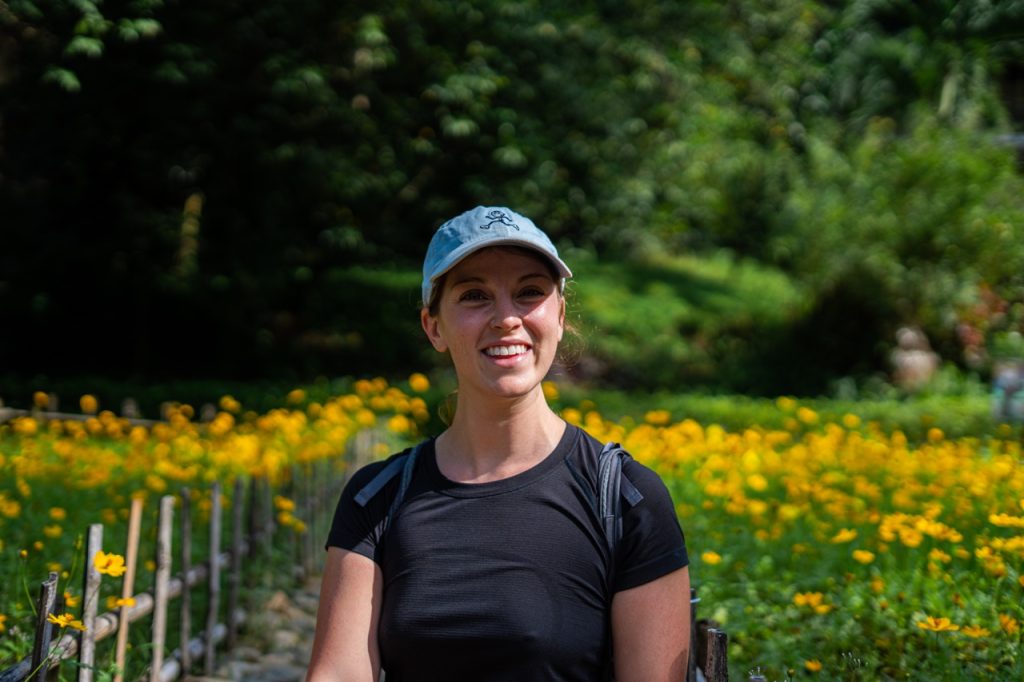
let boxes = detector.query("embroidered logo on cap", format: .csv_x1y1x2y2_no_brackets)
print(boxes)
479,209,519,231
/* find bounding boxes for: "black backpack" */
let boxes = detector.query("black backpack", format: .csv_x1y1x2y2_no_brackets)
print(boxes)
353,440,644,555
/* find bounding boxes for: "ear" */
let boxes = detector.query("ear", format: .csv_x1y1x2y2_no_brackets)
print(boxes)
421,307,448,353
557,296,565,342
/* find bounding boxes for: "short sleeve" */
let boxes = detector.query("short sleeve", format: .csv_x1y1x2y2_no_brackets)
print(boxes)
614,459,689,592
325,457,395,565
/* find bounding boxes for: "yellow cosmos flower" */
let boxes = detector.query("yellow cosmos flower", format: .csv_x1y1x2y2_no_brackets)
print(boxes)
0,614,7,632
49,507,67,521
106,596,136,609
94,550,127,577
917,616,960,632
47,613,86,631
1019,576,1024,589
79,394,98,414
701,551,722,565
274,495,296,512
961,625,990,638
852,550,875,564
805,659,823,672
33,391,49,408
406,373,430,393
286,388,307,404
830,528,858,543
999,614,1019,635
43,524,62,539
988,513,1024,528
541,381,559,401
63,592,80,608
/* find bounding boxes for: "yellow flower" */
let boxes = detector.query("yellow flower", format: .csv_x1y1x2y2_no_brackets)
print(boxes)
961,625,990,638
805,659,823,672
542,381,559,401
870,577,885,594
286,388,307,404
0,614,7,632
94,550,127,577
63,592,80,608
852,550,875,564
106,596,136,609
408,373,430,393
797,406,818,424
79,394,98,414
43,525,62,539
33,391,49,409
917,616,960,632
47,613,86,631
830,528,858,543
793,592,831,613
1019,576,1024,589
701,551,722,565
49,507,67,521
999,614,1019,635
274,495,296,512
841,413,861,429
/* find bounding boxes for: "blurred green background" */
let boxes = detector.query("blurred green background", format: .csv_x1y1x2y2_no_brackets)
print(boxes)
2,0,1024,402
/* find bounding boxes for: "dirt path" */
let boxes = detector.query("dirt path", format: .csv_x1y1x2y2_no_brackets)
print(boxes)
188,577,321,682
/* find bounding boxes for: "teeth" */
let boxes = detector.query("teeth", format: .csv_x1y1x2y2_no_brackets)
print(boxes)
485,344,527,357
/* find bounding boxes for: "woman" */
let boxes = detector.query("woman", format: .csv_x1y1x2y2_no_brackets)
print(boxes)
308,206,690,681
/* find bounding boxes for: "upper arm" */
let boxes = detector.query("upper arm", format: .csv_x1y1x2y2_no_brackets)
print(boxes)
611,565,691,682
307,547,383,682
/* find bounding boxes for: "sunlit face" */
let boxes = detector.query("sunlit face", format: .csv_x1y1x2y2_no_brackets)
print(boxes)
421,247,565,402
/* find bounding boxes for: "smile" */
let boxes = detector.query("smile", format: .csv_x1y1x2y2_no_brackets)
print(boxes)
483,344,529,357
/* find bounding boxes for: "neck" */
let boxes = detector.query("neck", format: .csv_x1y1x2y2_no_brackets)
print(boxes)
436,387,566,483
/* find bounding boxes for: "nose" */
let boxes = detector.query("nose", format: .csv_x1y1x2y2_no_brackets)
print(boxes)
491,295,522,330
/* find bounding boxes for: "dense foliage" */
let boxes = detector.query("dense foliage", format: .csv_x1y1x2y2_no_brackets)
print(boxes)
2,1,1024,391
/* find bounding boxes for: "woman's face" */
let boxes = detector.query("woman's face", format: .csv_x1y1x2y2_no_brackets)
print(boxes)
421,247,565,402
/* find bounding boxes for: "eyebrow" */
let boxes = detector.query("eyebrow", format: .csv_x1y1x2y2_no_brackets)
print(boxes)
449,273,551,287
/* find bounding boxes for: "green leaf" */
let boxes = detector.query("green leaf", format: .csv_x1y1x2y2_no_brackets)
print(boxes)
65,36,104,58
42,67,81,92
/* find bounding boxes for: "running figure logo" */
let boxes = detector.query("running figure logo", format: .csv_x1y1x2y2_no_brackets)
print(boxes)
479,210,520,231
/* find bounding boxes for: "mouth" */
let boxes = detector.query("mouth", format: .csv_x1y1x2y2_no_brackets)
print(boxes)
483,343,530,358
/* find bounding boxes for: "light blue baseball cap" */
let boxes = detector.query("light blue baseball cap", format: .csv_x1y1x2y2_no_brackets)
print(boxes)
421,206,572,307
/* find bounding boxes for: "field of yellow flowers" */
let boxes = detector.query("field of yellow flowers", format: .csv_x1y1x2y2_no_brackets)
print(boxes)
2,378,1023,679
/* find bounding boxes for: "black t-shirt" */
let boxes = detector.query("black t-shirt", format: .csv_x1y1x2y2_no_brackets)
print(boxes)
326,423,688,681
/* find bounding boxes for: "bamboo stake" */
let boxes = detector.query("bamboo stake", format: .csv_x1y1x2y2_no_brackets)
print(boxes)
114,496,144,682
180,488,192,675
204,482,222,675
78,525,103,682
29,572,59,680
227,478,244,649
150,495,174,681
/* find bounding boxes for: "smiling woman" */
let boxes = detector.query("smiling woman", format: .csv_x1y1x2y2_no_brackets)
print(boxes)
308,207,691,682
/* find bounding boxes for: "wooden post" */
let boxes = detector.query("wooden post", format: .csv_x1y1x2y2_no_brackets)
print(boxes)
114,496,144,682
150,495,174,681
179,488,192,675
78,525,103,682
30,572,59,680
204,482,222,675
704,628,728,682
227,478,244,648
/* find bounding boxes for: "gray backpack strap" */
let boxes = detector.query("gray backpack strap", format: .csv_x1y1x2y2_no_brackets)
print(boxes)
353,441,426,515
597,442,644,553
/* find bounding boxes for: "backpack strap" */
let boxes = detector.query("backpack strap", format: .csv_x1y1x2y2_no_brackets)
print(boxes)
597,441,644,553
353,441,426,532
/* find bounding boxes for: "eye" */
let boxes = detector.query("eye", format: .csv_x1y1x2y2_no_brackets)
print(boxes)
458,289,488,302
518,286,546,298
